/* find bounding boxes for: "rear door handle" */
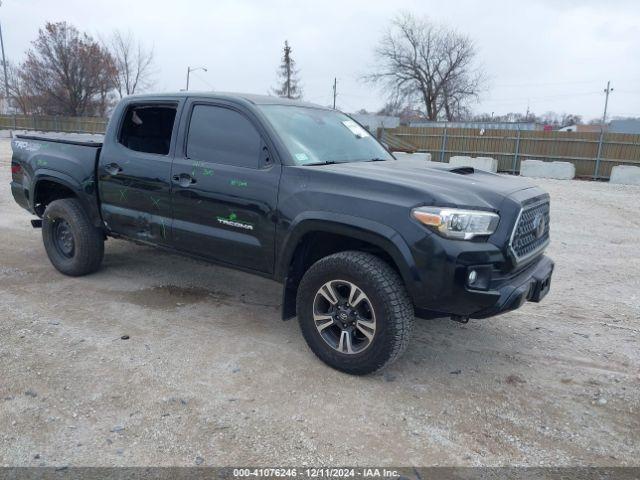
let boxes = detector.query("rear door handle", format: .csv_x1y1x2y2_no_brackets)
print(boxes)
105,163,122,175
172,173,197,187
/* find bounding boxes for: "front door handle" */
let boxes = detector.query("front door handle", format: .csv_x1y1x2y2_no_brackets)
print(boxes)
172,173,197,187
105,163,123,175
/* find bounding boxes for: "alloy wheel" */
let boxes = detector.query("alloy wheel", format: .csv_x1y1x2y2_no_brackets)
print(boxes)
312,279,377,354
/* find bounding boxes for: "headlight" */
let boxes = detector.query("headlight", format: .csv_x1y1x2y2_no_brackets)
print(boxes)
412,207,499,240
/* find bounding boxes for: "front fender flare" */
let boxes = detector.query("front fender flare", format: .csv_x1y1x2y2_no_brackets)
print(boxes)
277,212,423,318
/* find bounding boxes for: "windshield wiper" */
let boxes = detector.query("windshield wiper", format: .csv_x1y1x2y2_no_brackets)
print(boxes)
302,160,341,166
302,158,390,166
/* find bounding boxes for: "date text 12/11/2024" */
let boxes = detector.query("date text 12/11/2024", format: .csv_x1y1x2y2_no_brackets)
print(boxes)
232,468,402,478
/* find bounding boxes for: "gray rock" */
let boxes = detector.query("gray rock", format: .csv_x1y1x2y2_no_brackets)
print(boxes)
383,372,396,382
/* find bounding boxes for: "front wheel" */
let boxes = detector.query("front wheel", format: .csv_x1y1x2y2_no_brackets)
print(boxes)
42,198,104,276
296,251,414,375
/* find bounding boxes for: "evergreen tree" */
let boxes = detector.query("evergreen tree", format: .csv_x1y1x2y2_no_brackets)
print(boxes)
272,40,302,99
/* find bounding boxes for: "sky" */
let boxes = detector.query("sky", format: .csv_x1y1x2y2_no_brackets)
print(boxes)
1,0,639,120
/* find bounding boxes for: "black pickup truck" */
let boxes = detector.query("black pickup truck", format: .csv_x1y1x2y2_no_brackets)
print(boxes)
10,92,553,374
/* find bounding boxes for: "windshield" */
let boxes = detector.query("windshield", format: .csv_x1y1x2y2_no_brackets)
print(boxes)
259,105,394,165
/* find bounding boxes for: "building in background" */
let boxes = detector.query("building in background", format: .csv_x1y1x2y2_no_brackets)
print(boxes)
608,119,640,134
350,113,400,133
558,124,607,133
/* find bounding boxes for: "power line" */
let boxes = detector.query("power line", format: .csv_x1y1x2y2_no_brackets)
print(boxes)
485,91,603,105
190,70,214,90
494,79,602,88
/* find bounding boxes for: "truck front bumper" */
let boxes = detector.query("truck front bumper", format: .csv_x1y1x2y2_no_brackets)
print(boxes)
411,248,554,320
467,255,554,319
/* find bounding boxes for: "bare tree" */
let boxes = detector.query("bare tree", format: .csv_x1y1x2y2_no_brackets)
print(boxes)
20,22,116,116
272,40,303,99
4,61,33,114
365,13,484,121
107,30,156,98
376,99,404,116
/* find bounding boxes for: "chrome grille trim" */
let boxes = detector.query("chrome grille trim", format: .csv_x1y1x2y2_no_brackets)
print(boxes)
509,198,550,264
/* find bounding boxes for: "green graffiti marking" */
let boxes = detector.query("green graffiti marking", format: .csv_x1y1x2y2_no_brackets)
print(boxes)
36,159,48,167
159,217,167,239
118,188,129,201
203,168,214,176
81,179,95,191
229,212,237,221
191,161,202,177
150,196,161,209
230,179,248,188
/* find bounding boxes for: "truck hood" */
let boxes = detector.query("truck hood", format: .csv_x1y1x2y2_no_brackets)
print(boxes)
302,160,537,210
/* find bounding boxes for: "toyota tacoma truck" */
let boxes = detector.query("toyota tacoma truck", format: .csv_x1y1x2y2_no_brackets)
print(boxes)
9,92,554,375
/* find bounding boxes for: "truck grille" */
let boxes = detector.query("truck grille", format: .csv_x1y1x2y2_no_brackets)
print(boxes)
509,198,550,262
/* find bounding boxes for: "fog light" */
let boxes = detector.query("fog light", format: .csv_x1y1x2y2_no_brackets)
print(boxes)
467,270,478,285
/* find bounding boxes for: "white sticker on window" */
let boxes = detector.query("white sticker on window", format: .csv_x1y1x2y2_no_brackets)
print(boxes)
295,153,309,162
342,120,370,138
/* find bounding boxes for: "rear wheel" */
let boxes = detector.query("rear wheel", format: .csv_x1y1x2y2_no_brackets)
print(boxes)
297,251,414,375
42,198,104,276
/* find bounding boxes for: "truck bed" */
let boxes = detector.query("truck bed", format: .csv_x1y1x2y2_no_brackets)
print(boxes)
11,131,104,224
14,131,104,147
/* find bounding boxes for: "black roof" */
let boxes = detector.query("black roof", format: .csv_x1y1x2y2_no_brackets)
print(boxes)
126,91,328,110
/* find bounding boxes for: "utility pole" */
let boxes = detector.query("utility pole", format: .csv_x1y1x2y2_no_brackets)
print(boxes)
284,41,292,99
594,81,613,180
0,20,10,114
601,80,613,125
332,77,337,109
186,66,207,91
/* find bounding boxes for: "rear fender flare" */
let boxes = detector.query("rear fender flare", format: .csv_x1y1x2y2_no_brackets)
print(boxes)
32,171,102,228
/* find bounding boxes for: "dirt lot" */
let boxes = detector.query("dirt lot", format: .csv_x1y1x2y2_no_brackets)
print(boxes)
0,136,638,467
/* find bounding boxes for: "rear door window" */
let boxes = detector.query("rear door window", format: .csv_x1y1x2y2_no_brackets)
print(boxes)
186,105,261,168
119,104,177,155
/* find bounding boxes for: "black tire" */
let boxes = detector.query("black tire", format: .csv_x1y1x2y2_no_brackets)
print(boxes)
296,251,414,375
42,198,104,276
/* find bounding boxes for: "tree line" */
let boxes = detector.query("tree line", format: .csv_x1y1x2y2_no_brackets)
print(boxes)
4,22,155,117
1,13,487,121
269,13,487,121
272,13,586,126
2,14,587,124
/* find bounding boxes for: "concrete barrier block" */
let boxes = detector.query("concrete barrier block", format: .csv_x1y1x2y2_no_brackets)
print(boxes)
610,165,640,185
449,155,498,173
520,160,575,180
393,152,432,163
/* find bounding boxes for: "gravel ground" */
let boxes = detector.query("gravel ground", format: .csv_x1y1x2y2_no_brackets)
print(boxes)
0,137,638,467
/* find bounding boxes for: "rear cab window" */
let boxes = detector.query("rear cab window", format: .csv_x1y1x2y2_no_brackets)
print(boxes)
119,104,178,155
